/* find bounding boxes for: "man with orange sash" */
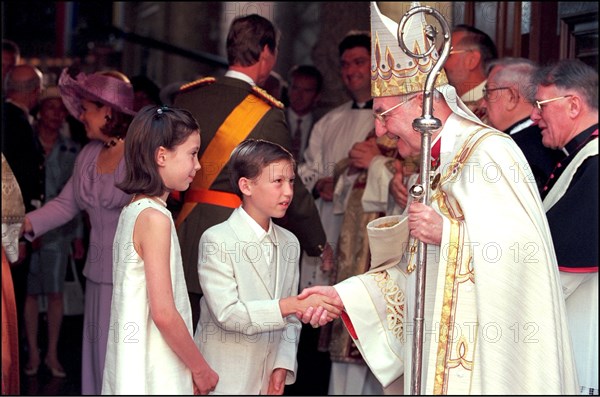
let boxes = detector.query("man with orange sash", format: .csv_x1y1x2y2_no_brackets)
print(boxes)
297,3,580,394
174,14,329,330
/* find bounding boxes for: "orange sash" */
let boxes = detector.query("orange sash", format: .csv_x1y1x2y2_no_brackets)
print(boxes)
183,188,241,209
175,94,270,227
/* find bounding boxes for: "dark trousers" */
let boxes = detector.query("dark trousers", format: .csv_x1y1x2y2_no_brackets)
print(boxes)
189,291,202,333
284,323,331,395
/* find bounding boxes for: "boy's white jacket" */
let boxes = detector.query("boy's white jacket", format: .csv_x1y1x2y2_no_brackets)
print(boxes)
194,207,302,394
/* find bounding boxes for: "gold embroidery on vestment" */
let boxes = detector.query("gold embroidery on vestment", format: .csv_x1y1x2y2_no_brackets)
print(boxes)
372,271,405,341
432,129,504,394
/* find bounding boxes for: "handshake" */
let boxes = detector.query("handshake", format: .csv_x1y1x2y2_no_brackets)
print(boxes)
293,286,344,328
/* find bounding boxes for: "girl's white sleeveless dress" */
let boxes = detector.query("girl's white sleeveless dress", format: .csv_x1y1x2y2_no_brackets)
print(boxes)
102,197,194,394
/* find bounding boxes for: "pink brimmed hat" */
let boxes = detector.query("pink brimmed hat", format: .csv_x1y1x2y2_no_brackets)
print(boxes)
58,68,136,119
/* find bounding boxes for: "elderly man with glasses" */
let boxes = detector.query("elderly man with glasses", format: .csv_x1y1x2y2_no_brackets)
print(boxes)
481,57,562,193
531,59,598,395
295,3,580,394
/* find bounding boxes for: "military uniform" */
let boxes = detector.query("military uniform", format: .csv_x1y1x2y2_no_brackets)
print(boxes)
174,75,327,325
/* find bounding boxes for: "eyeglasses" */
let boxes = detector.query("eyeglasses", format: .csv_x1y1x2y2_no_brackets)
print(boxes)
449,47,473,56
373,95,415,125
534,95,573,112
482,86,511,101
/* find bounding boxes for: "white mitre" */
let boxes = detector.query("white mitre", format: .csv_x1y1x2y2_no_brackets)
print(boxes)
371,1,448,97
371,1,480,121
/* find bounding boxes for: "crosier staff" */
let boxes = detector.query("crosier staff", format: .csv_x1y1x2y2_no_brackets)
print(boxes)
396,6,451,395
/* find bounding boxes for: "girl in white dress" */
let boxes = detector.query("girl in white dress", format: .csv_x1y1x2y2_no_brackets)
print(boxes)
101,105,218,394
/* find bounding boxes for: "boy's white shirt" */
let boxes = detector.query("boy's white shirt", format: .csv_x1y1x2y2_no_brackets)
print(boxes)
238,205,277,267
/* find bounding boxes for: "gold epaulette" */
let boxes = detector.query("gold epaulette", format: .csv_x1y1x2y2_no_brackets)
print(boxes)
251,86,284,109
179,77,217,93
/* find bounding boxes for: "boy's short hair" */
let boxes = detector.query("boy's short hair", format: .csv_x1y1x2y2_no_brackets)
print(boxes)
228,139,295,198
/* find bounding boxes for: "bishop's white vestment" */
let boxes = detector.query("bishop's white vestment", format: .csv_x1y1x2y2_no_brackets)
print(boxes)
334,114,580,394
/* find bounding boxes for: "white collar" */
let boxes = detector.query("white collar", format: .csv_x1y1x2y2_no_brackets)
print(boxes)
238,206,275,242
225,70,255,86
508,118,534,135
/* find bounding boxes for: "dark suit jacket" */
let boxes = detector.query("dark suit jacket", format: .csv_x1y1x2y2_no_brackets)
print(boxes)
544,125,598,270
174,76,326,294
507,118,562,193
1,101,45,212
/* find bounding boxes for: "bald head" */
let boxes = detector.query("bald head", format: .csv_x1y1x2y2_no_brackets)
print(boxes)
4,64,42,93
4,64,43,110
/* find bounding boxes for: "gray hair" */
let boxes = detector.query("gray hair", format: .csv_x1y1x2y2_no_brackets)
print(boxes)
533,59,598,111
486,57,538,103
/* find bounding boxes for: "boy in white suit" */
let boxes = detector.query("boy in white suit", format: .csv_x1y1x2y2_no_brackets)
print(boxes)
194,139,341,394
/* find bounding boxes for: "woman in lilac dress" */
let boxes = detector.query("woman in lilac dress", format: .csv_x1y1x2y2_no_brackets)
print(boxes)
22,68,135,394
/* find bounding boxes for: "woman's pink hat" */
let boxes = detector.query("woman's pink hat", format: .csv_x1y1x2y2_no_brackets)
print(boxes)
58,68,136,119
